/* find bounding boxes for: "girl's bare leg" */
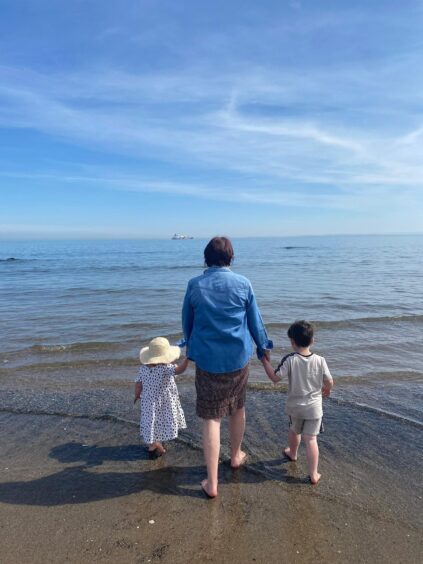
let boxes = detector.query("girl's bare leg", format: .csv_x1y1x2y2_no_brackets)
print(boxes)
229,407,247,468
148,441,166,453
303,434,321,484
284,429,301,461
202,418,221,497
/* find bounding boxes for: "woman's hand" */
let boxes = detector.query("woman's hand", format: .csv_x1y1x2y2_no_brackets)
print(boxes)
262,349,271,361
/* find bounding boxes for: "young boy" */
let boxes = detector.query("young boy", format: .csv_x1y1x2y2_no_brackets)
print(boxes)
262,320,333,484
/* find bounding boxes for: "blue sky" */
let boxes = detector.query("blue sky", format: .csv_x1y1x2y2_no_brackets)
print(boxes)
1,0,423,238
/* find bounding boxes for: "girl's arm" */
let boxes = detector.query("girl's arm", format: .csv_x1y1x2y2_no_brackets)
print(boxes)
134,382,142,403
262,356,281,384
174,357,189,375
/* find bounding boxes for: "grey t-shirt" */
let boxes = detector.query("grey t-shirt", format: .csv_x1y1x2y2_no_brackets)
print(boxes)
277,352,332,419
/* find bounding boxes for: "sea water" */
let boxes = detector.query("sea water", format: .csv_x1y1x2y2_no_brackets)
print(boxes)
1,235,422,426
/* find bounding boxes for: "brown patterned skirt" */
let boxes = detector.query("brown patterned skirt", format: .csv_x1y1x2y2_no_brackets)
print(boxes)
195,363,249,419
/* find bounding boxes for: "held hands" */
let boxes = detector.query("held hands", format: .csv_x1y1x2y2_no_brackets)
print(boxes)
261,349,271,361
134,395,140,404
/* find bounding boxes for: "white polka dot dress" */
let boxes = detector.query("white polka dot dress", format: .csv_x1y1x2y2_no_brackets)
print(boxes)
136,363,186,444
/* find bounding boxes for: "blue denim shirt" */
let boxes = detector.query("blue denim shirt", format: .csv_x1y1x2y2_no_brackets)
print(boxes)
181,267,272,373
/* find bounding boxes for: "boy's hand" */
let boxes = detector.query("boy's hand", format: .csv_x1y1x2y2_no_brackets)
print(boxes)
322,383,332,397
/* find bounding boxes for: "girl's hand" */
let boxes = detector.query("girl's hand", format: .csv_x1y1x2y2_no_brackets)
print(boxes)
134,396,140,404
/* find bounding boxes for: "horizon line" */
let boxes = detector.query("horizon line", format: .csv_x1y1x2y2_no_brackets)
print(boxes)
1,231,423,242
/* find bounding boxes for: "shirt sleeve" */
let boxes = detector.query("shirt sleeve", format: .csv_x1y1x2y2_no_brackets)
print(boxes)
246,282,273,359
135,365,144,383
181,281,194,351
322,358,333,382
166,363,176,375
275,356,291,378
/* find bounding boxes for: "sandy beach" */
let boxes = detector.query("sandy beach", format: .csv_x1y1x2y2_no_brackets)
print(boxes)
1,397,422,563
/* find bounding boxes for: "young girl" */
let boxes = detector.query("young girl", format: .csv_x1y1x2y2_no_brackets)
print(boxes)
134,336,188,459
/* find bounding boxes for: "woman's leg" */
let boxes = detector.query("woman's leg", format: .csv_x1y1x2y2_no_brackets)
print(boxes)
202,417,221,497
229,407,247,468
303,434,321,484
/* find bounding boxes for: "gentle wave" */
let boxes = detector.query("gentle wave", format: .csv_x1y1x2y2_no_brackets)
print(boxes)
330,398,423,428
279,246,313,250
1,394,421,434
1,333,183,359
267,314,423,331
19,341,126,355
0,358,138,372
58,287,185,298
333,370,423,385
87,264,201,272
4,263,201,274
0,258,34,263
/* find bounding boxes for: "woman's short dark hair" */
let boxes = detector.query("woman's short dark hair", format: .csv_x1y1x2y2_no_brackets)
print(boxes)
287,320,314,347
204,236,234,267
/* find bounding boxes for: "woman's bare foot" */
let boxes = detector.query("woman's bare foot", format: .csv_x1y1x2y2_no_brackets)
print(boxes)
201,479,218,498
230,450,248,469
310,472,321,485
283,447,298,461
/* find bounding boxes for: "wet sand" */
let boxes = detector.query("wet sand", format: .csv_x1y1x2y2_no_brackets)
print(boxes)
0,405,422,564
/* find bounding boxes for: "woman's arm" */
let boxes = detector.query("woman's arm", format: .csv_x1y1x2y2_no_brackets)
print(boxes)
246,283,273,358
181,282,194,352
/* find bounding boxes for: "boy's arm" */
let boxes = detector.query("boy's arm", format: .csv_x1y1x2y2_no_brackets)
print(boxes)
174,357,189,375
134,382,142,403
261,356,282,384
322,378,333,397
321,358,333,397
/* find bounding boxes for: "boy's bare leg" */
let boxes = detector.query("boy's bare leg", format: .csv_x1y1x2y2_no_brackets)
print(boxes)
303,434,321,484
284,429,301,461
202,418,221,497
229,407,247,468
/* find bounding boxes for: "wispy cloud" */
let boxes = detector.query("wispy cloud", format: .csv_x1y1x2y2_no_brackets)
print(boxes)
1,0,423,237
2,62,423,200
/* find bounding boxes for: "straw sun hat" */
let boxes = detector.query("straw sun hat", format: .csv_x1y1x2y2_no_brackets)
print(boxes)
140,337,181,365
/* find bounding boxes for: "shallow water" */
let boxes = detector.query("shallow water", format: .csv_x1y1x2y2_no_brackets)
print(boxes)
1,235,423,426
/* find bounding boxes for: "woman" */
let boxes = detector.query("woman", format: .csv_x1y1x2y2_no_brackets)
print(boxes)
181,236,272,498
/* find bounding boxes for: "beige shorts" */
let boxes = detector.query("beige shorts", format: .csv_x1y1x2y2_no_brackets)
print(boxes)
289,416,322,436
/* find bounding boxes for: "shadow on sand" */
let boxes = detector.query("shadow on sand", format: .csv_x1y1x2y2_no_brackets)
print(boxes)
0,442,308,506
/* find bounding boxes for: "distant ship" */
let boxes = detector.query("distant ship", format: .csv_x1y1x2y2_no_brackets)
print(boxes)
172,233,194,240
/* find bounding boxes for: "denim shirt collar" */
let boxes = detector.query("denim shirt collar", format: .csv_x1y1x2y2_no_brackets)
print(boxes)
204,266,231,275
